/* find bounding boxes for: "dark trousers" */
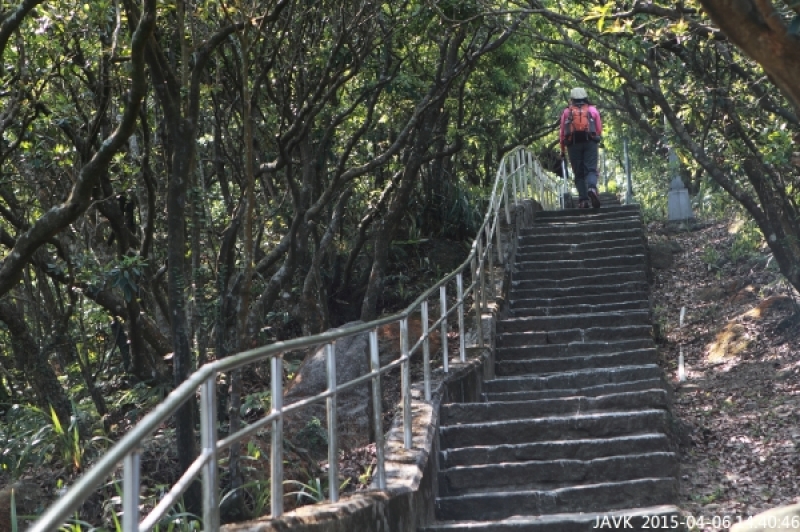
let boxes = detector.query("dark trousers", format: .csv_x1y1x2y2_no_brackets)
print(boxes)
567,140,599,200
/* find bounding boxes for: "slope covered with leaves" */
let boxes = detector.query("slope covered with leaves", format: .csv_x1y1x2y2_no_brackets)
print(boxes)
649,216,800,530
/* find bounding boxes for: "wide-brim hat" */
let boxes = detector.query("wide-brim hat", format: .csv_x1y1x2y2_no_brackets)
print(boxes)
570,87,588,99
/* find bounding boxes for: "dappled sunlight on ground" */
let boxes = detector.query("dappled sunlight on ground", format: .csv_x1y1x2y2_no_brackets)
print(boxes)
649,217,800,530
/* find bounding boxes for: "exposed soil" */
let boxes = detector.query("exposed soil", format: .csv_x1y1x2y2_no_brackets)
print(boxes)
648,217,800,531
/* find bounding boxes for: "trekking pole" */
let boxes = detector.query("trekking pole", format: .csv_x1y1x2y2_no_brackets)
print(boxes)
560,156,570,209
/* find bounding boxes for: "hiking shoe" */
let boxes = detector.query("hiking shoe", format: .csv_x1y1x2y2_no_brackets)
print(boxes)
578,199,590,208
588,187,601,208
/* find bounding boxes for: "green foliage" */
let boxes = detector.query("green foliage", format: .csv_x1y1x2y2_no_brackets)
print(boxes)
0,404,88,478
284,476,351,506
729,218,765,263
104,256,148,303
220,478,271,520
1,420,51,477
49,404,83,472
240,391,271,419
59,497,202,532
295,417,328,450
701,246,721,268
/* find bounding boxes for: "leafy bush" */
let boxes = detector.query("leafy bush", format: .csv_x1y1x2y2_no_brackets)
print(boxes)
729,218,765,262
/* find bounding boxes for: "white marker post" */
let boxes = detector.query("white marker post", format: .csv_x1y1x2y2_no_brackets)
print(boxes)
678,307,686,382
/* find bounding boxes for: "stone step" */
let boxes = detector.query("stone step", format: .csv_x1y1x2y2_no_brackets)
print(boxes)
439,409,669,448
513,254,645,281
483,378,667,402
512,270,647,290
439,452,678,496
519,228,644,247
483,365,662,394
497,311,651,334
419,505,683,532
510,299,650,317
441,389,668,425
509,292,650,311
434,478,679,521
510,281,650,301
495,348,659,375
496,338,656,361
530,206,640,222
515,237,642,257
523,218,644,235
439,433,673,469
515,243,647,263
496,324,653,348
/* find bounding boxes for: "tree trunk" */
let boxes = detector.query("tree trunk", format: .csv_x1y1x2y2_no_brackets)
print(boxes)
698,0,800,114
0,301,72,429
166,118,200,513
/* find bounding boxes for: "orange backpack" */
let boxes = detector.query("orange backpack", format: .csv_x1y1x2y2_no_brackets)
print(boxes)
564,104,597,144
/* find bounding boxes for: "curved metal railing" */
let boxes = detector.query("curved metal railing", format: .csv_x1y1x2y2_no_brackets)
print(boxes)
31,146,561,532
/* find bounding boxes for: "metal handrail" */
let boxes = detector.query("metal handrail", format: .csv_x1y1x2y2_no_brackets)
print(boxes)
30,145,561,532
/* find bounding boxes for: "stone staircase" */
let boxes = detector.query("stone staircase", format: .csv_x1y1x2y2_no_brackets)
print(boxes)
421,194,682,531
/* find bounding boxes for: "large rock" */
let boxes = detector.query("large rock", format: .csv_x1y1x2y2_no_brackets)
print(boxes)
284,321,372,452
649,241,675,269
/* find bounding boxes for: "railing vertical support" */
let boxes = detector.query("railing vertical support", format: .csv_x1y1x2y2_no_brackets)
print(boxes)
201,374,219,531
528,151,535,198
457,273,466,362
369,330,386,489
503,170,511,225
439,286,449,373
325,343,339,502
476,237,484,309
472,256,484,349
495,211,504,265
478,239,488,312
486,224,495,298
270,354,284,518
123,450,140,532
400,317,412,449
421,301,431,401
520,148,526,197
511,154,519,206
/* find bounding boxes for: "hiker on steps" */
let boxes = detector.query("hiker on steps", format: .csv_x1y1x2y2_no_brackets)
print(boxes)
560,87,603,209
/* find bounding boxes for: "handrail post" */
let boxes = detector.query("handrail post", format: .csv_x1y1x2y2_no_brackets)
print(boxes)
520,148,526,198
400,317,412,449
503,177,511,225
369,330,386,489
472,256,484,349
439,285,449,373
457,273,466,362
486,224,495,299
478,239,488,312
123,450,140,532
511,154,519,205
270,354,284,518
325,343,339,502
495,207,504,266
201,373,220,531
421,301,431,402
528,150,535,198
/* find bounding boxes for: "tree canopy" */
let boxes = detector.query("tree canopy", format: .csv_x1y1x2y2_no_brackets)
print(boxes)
1,0,799,526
